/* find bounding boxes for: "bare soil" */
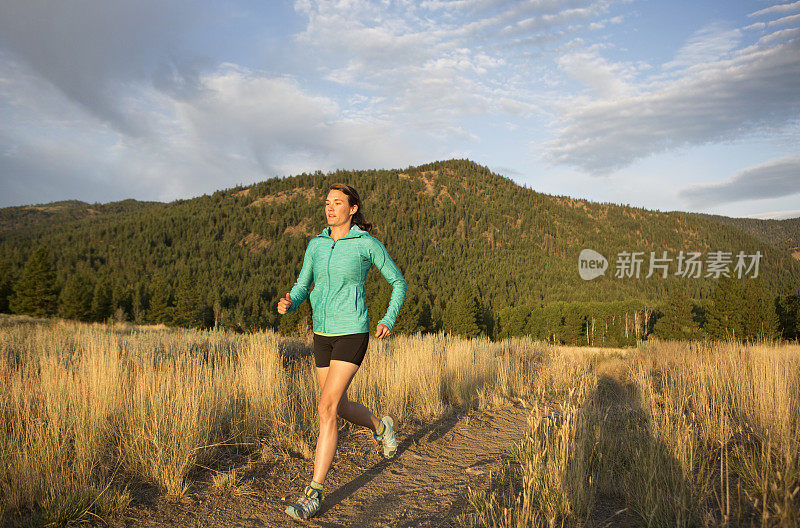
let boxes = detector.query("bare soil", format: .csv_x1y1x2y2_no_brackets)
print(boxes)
120,402,531,528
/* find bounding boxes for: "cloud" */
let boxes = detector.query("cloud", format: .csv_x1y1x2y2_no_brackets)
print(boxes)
543,18,800,172
292,0,613,119
498,3,613,38
662,23,742,71
748,1,800,18
0,130,125,207
556,46,637,97
744,209,800,220
0,59,422,207
1,0,626,209
492,165,522,176
0,0,202,136
678,155,800,208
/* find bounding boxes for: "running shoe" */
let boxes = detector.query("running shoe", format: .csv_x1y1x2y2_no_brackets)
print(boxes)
373,416,397,458
284,485,322,521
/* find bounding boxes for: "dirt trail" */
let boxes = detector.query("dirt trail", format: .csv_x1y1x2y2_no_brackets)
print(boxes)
123,402,531,528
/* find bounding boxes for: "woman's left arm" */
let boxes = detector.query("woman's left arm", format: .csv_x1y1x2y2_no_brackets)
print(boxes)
367,237,407,332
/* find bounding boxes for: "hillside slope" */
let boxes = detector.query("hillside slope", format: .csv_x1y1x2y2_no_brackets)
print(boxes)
1,159,798,334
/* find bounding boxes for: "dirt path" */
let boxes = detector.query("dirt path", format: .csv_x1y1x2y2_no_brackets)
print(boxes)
123,402,531,528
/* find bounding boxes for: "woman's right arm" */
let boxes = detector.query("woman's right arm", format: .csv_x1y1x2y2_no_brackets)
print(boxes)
286,241,315,312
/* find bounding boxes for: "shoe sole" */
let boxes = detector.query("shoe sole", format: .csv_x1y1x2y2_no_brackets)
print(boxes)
285,506,302,521
383,416,397,458
285,505,314,521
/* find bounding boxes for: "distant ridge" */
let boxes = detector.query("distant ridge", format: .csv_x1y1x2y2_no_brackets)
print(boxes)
1,159,799,335
690,212,800,256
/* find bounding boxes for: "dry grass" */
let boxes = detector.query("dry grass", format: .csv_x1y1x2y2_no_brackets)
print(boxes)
463,352,602,528
466,339,800,528
7,313,794,527
0,316,550,526
628,339,800,527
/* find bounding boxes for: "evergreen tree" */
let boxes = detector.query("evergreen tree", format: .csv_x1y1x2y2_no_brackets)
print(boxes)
173,273,206,329
740,277,779,342
561,304,586,346
148,275,174,325
111,275,133,322
9,246,59,317
131,281,148,324
173,273,203,328
91,275,114,322
653,285,700,341
499,305,531,339
776,283,800,341
526,306,553,342
240,287,271,331
58,271,94,321
0,259,13,314
393,286,428,334
367,283,392,334
1,159,799,341
479,303,496,339
705,275,745,341
443,286,481,338
418,299,432,333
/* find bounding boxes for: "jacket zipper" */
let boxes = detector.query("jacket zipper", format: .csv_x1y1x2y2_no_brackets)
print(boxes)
318,225,362,332
324,239,336,333
320,227,361,333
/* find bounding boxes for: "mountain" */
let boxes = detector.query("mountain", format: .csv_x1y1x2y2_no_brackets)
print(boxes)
691,213,800,259
0,199,163,233
1,159,798,339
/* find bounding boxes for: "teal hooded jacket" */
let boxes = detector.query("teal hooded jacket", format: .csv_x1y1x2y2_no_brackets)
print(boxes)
286,224,407,334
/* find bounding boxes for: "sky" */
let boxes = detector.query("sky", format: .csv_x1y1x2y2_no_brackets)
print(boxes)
0,0,798,219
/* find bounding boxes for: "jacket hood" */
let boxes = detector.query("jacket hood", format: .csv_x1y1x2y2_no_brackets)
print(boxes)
316,224,368,239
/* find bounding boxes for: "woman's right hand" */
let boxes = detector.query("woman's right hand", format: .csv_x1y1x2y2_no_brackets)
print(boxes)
277,293,293,314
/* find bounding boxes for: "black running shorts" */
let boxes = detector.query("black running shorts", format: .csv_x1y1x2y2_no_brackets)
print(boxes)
312,332,370,368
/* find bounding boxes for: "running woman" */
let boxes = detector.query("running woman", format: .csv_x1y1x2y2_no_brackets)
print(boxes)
277,183,407,521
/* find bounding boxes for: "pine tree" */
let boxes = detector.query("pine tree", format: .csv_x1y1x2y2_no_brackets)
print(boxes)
705,275,745,341
740,277,779,342
653,285,700,341
561,304,586,346
0,259,13,314
9,247,59,317
367,283,392,333
131,281,148,324
148,275,174,325
418,299,432,333
443,286,481,338
91,275,114,322
58,271,94,321
776,283,800,341
499,305,531,339
393,286,428,334
173,273,206,329
111,275,133,321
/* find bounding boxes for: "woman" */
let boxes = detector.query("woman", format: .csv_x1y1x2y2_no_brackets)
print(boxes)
277,183,407,521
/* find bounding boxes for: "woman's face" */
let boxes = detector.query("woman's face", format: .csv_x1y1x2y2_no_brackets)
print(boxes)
325,189,357,227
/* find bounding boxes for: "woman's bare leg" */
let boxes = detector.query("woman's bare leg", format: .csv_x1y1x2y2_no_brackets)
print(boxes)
312,360,378,484
315,366,380,431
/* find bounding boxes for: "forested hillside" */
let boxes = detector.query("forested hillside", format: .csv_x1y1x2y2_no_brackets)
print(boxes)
693,213,800,255
2,159,799,345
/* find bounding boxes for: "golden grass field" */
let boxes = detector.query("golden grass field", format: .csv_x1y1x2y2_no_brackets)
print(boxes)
0,313,798,527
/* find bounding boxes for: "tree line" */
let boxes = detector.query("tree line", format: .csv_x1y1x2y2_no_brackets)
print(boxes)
3,245,797,344
1,159,799,343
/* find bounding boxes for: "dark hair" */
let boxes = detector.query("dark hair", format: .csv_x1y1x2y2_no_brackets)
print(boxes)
328,183,373,232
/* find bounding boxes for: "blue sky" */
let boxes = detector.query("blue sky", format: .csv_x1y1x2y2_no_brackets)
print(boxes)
1,0,798,219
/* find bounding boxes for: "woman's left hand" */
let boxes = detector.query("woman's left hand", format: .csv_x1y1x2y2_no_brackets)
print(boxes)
375,324,391,339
